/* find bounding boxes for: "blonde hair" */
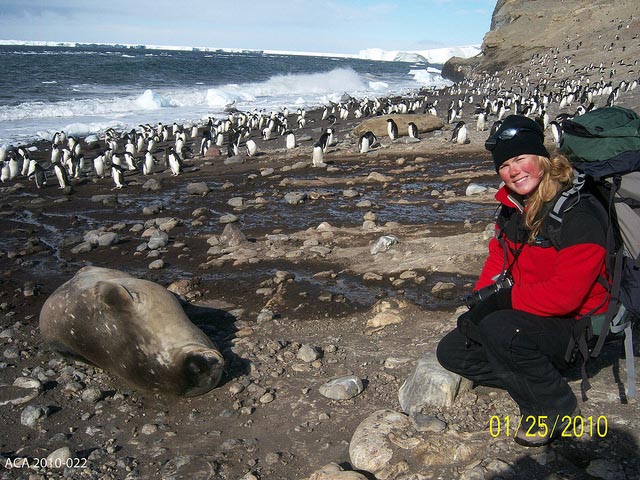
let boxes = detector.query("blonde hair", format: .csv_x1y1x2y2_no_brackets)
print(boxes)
524,154,574,243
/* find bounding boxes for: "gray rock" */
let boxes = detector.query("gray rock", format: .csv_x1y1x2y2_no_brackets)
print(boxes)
349,409,411,474
319,375,364,400
81,387,103,403
90,194,117,204
297,344,322,362
284,192,307,205
142,178,162,191
220,223,247,247
70,242,93,254
409,413,447,433
465,183,488,196
370,235,399,255
219,214,239,224
342,189,359,198
21,405,47,427
46,447,73,468
586,459,626,480
398,351,471,411
147,230,169,250
186,182,210,195
97,232,119,247
148,259,165,270
227,197,245,208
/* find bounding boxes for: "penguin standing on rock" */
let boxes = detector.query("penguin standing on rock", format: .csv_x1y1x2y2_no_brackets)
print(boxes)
386,118,398,140
450,121,468,145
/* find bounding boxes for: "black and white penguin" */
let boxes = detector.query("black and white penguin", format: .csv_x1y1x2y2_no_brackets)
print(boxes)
407,122,419,139
167,148,182,176
386,118,399,140
285,130,296,149
450,121,468,145
358,131,378,153
143,150,157,175
489,120,503,137
317,131,330,152
93,153,106,178
447,107,457,124
27,159,47,188
476,111,487,132
8,152,20,180
123,151,137,171
550,121,563,147
326,114,337,126
312,142,325,167
0,161,9,183
52,160,69,189
111,164,125,189
200,131,212,156
246,139,258,157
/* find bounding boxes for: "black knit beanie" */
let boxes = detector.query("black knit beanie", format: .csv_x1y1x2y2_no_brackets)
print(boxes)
486,115,549,172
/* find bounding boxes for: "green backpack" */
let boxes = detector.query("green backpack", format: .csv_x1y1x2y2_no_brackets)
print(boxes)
555,106,640,401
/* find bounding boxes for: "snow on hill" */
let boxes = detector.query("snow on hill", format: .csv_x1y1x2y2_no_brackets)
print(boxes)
359,45,481,64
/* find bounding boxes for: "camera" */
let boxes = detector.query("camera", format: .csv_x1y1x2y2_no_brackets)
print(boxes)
465,275,513,310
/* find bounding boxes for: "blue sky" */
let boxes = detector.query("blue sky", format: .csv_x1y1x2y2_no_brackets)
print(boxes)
0,0,494,53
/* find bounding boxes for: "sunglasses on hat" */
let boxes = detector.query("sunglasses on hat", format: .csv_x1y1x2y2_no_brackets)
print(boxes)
484,127,543,151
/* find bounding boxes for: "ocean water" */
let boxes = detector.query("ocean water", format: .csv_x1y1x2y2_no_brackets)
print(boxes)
0,45,451,146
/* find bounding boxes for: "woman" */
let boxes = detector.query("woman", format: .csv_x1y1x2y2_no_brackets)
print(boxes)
436,114,609,447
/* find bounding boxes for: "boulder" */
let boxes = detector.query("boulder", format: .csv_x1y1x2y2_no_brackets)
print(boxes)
351,114,443,138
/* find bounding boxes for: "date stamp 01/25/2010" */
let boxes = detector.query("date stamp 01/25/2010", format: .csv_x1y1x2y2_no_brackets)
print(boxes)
488,415,609,439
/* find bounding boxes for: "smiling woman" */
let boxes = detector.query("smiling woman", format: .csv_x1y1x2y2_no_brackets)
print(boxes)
437,113,610,448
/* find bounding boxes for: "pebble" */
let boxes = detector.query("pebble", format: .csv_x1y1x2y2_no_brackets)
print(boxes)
46,446,73,468
81,387,103,403
148,259,165,270
219,214,239,224
259,392,275,404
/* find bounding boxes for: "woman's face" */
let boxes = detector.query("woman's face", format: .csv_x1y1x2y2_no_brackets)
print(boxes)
498,154,544,196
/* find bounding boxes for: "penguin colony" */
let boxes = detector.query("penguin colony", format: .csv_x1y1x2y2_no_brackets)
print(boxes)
2,16,639,192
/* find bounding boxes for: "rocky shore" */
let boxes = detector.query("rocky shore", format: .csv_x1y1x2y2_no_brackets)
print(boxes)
2,28,640,480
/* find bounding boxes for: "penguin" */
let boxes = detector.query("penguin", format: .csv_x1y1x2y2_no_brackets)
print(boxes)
407,122,419,139
123,151,137,171
71,154,85,178
358,131,378,153
447,107,457,124
476,112,487,132
450,121,468,145
285,130,296,149
8,152,20,180
317,131,330,152
18,146,31,176
246,139,258,157
262,127,273,141
550,121,563,147
143,150,157,175
93,154,106,178
312,142,325,167
326,128,336,147
167,148,182,176
50,144,61,164
52,160,70,189
489,120,503,137
0,161,9,183
326,114,337,126
111,164,125,189
27,159,46,188
386,118,399,140
200,131,212,156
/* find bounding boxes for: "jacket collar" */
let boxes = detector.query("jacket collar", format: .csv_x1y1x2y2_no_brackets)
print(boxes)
495,185,526,213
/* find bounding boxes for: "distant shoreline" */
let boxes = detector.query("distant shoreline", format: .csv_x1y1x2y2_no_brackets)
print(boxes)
0,39,481,65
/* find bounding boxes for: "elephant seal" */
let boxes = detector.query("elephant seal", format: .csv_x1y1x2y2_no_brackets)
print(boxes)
39,266,224,396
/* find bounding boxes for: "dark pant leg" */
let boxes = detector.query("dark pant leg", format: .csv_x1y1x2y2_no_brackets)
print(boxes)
477,309,577,417
436,326,507,390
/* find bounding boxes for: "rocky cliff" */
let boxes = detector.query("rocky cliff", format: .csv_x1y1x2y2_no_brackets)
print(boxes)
444,0,640,84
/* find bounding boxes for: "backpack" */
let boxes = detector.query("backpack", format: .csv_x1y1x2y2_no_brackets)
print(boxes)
551,106,640,401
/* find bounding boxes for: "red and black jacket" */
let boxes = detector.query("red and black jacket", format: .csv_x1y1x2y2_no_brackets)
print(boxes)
476,186,610,319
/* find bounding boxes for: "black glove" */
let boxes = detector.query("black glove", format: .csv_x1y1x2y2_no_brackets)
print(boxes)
457,288,512,344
